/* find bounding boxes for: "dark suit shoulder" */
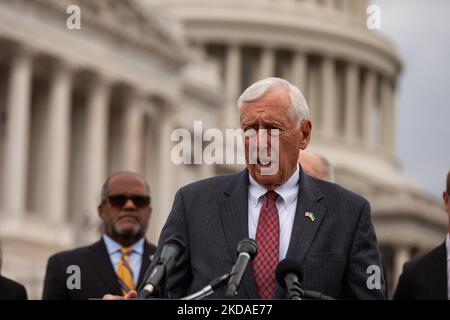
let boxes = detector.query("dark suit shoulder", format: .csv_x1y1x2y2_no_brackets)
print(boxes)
402,243,446,275
47,243,94,263
50,239,156,261
175,171,246,214
311,176,369,207
0,275,28,300
145,241,158,253
394,242,447,299
179,171,243,194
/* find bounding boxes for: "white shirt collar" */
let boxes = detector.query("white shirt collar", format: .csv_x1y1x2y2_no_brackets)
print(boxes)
102,234,145,255
248,164,300,210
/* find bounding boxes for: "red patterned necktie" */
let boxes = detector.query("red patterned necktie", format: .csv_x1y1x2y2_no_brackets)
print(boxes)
253,191,280,299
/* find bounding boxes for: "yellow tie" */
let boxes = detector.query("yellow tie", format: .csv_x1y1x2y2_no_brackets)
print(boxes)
117,247,136,296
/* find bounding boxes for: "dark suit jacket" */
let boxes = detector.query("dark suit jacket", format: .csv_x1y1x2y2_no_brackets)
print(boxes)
393,242,448,300
0,275,28,300
157,167,386,299
42,238,156,300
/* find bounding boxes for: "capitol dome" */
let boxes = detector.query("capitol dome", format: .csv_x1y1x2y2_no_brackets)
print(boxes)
144,0,447,292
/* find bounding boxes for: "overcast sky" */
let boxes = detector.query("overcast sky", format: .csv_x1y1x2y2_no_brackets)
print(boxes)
370,0,450,199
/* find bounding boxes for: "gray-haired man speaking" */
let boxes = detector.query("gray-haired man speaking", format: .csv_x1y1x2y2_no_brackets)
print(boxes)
110,77,386,300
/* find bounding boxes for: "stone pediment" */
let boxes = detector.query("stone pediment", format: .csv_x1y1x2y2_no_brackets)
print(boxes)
35,0,187,64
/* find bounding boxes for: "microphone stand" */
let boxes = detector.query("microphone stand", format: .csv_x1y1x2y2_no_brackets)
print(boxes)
287,279,335,300
301,290,335,300
181,274,231,300
288,286,335,300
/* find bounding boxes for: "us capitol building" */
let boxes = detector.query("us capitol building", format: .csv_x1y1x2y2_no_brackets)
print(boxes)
0,0,446,298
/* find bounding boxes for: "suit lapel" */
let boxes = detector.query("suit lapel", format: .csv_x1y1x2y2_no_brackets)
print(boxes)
285,172,326,263
274,169,326,298
219,169,259,298
85,239,122,296
219,168,326,299
137,241,155,285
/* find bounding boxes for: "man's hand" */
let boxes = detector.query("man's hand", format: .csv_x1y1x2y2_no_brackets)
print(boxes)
103,290,138,300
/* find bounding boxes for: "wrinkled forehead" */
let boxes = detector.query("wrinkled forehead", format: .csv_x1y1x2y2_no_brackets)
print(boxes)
240,89,293,122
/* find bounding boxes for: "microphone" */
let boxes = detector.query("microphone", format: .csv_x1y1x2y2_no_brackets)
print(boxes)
275,259,304,300
138,234,186,298
181,273,231,300
275,259,335,300
224,238,258,298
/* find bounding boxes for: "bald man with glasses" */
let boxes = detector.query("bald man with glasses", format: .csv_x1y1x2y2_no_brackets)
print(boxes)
42,172,157,300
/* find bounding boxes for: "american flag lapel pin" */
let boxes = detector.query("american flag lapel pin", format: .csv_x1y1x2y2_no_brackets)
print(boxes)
305,211,316,222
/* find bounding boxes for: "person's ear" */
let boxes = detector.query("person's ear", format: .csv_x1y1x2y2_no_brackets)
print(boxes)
299,120,312,150
98,203,105,220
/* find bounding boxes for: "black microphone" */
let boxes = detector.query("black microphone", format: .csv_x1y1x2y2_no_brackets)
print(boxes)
181,273,231,300
276,259,335,300
224,238,258,298
138,234,186,298
275,259,304,300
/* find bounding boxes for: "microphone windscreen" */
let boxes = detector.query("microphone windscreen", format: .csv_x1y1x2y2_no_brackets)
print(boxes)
237,238,258,259
165,233,187,256
275,259,303,289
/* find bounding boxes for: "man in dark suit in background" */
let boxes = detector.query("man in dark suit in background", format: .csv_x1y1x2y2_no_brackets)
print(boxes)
43,172,157,299
394,170,450,300
0,241,27,300
112,77,386,300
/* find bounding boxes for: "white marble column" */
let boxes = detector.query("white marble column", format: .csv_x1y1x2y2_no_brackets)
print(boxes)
344,62,359,142
224,44,241,127
122,92,144,172
342,0,354,15
361,69,376,145
323,0,335,10
83,74,110,210
148,108,176,243
44,61,72,224
259,47,275,79
291,51,307,92
321,56,337,138
307,63,320,129
380,77,395,154
1,47,32,217
355,0,367,22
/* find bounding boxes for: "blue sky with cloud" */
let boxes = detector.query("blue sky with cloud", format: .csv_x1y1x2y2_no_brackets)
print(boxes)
371,0,450,199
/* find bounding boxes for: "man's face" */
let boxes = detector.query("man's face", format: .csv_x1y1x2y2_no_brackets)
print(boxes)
240,87,311,190
299,152,325,180
98,174,151,240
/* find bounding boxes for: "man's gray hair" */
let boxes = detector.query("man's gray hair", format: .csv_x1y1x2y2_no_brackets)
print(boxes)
237,77,310,122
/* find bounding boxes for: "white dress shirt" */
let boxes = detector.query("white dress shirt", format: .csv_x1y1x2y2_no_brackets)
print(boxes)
248,164,299,260
102,234,144,284
446,233,450,300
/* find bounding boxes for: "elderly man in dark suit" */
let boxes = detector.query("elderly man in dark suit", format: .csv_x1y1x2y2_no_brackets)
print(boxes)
394,170,450,300
115,77,386,300
43,172,157,299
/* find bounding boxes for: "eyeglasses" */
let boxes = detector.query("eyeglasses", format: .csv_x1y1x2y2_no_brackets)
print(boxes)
106,194,151,208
